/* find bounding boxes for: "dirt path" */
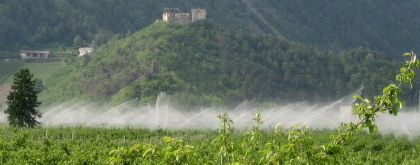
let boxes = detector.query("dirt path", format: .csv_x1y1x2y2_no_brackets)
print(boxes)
0,83,11,103
242,0,283,37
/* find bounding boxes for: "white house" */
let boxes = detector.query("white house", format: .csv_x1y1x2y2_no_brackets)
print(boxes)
78,47,93,57
20,50,50,60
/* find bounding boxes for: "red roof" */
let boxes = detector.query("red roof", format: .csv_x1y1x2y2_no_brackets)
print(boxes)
20,50,50,54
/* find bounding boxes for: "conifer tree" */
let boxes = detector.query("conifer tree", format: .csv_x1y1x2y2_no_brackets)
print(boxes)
5,68,42,128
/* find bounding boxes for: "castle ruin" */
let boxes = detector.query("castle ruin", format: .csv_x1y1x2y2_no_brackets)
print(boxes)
163,8,206,24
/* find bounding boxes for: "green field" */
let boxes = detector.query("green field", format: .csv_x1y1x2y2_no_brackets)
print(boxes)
0,61,23,84
0,60,65,84
0,123,418,164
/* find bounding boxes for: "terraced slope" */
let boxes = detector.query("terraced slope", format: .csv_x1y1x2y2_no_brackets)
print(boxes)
0,61,64,83
0,61,65,103
0,61,24,83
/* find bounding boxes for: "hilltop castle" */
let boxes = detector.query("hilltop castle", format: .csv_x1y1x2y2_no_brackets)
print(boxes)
162,8,206,24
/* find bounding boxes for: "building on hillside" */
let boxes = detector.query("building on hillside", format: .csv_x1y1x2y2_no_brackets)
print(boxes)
162,8,206,24
191,8,206,22
78,47,93,57
20,50,50,60
163,8,191,24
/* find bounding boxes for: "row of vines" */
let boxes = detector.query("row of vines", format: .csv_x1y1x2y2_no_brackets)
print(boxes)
0,61,64,84
0,61,23,83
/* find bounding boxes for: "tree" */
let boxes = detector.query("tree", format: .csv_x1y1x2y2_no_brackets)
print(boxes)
73,35,83,48
5,68,42,128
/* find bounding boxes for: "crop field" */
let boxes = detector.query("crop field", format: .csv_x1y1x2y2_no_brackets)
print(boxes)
0,118,419,164
0,60,65,102
0,60,65,84
0,61,24,84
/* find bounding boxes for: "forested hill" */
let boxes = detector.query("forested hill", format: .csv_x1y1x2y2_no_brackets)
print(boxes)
41,21,401,108
1,0,419,58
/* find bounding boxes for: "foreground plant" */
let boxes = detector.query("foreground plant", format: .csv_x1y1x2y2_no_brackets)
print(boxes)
214,112,235,164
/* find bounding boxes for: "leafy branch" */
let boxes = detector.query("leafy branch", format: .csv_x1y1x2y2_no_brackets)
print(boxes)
327,52,420,154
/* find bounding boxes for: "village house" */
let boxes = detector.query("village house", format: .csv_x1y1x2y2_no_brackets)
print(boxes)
78,47,93,57
20,50,50,60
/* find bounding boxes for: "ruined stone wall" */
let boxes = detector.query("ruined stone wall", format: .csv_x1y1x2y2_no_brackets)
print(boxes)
173,13,192,24
191,8,206,22
163,8,206,23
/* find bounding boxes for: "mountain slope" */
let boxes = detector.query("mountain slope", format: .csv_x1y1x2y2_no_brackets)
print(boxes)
249,0,420,57
41,21,399,108
0,0,419,59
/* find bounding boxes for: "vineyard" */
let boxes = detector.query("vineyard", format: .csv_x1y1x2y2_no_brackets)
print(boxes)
0,61,24,84
0,60,65,103
0,60,65,84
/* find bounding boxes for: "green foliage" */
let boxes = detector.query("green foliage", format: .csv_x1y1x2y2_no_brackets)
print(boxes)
214,112,235,164
109,136,198,164
72,35,83,48
325,52,420,160
0,111,420,164
5,68,42,128
0,126,169,164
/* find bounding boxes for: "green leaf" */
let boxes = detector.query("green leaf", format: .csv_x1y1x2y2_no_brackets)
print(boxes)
368,125,377,133
390,102,401,116
143,148,152,157
403,52,412,56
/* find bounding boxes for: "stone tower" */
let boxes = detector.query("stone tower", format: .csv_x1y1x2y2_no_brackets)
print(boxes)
191,8,206,22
